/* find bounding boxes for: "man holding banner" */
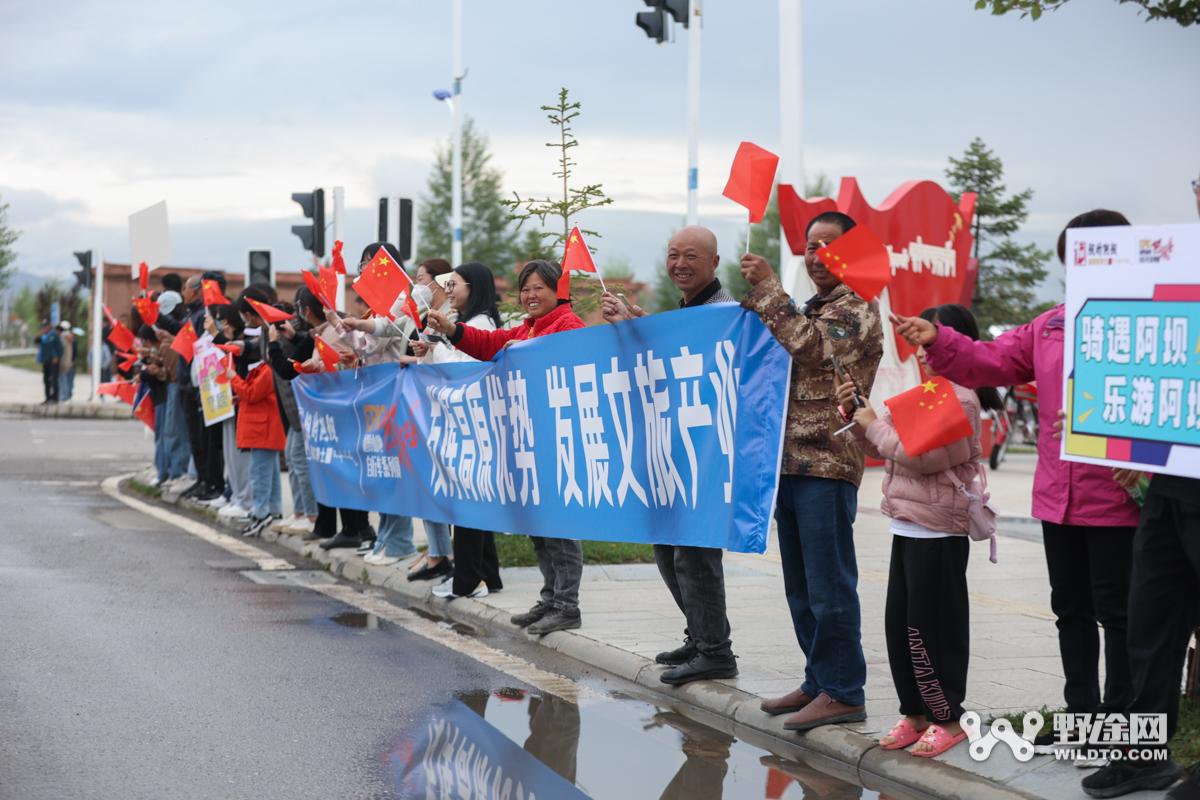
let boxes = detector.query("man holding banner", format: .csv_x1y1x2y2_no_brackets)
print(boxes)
601,226,739,685
739,211,883,732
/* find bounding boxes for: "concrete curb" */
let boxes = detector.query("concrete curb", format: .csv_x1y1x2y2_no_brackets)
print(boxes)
0,401,133,419
139,479,1040,800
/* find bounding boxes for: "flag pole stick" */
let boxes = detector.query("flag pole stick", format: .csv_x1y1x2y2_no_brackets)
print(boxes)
746,214,752,255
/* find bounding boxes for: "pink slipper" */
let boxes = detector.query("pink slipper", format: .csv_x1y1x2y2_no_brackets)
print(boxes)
912,724,968,757
880,719,925,750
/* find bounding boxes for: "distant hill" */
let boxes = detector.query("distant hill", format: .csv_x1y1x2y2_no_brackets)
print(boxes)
2,271,72,296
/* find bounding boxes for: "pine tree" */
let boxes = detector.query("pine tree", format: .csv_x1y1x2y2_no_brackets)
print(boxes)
0,196,20,294
416,118,520,272
946,138,1052,335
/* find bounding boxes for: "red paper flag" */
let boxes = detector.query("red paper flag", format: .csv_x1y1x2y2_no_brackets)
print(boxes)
884,376,974,457
722,142,779,223
331,240,346,275
318,265,339,310
302,270,336,311
313,337,340,372
214,353,233,384
202,279,229,306
117,350,139,371
557,226,598,300
97,380,137,406
137,261,149,293
170,322,199,362
107,321,136,353
103,305,117,326
246,297,294,323
214,343,242,355
132,297,160,327
354,248,420,326
816,225,892,303
290,358,315,374
133,382,155,431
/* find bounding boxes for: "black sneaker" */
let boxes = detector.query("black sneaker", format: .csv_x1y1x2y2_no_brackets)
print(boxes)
511,602,553,628
1167,769,1200,799
242,514,277,538
1082,758,1183,798
656,638,698,666
319,530,362,550
660,652,739,685
527,608,581,635
355,538,377,556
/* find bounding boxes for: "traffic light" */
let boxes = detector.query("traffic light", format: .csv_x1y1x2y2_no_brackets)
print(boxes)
248,250,273,287
377,197,414,264
73,250,93,289
636,0,667,42
290,188,326,257
663,0,689,26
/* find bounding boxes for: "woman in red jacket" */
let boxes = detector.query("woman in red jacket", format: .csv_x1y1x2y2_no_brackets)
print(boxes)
228,286,287,537
426,260,587,636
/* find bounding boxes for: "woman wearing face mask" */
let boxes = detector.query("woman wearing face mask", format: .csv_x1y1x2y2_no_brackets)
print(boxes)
203,303,256,521
425,259,586,635
340,258,456,355
410,262,505,596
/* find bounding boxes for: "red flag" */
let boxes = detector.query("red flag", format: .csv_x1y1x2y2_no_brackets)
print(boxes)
290,358,315,374
132,297,160,327
246,297,294,323
318,265,339,309
557,226,598,300
117,350,139,371
97,380,137,406
133,382,155,431
313,337,340,372
170,322,199,362
137,262,150,293
107,321,136,353
331,240,346,275
214,353,233,384
722,142,779,223
884,376,974,457
302,270,336,311
214,343,242,355
202,279,229,306
354,248,419,326
816,225,892,303
102,305,117,326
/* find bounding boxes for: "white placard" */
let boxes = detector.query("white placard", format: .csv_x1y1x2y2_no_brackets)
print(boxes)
129,201,172,270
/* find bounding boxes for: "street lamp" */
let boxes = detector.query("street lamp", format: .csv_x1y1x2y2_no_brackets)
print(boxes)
434,0,464,269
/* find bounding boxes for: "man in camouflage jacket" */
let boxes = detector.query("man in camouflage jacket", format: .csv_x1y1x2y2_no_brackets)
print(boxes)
740,211,884,732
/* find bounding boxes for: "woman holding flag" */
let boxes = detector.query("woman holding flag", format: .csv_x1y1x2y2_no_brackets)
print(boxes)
837,304,1001,758
425,259,586,635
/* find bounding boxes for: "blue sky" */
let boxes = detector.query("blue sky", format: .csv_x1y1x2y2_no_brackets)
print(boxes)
1,0,1197,297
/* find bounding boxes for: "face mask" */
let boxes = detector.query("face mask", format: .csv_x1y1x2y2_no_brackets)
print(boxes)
411,283,434,309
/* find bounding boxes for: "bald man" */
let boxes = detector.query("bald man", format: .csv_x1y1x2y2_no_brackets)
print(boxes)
602,225,739,686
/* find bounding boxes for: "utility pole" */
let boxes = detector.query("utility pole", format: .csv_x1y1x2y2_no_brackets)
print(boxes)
91,248,104,399
451,0,464,268
686,0,702,225
778,0,806,297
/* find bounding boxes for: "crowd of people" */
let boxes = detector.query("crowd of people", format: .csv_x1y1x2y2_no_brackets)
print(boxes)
111,179,1200,798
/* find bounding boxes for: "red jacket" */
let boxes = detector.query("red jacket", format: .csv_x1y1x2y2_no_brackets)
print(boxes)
455,302,584,361
230,363,286,451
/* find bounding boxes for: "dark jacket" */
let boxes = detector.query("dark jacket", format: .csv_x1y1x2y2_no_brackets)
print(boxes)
37,331,63,364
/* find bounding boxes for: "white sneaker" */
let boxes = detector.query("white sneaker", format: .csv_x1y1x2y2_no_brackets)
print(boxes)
202,496,230,509
365,554,404,566
217,504,250,518
281,519,314,535
431,581,457,598
467,583,488,598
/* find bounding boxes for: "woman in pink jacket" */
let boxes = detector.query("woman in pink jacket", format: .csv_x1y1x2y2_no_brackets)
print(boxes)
894,209,1140,742
838,303,1002,758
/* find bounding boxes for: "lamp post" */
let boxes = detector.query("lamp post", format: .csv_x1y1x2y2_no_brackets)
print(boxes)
433,0,464,268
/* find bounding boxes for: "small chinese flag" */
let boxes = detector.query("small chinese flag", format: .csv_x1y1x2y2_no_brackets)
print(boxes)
290,358,315,374
884,376,974,457
137,262,150,293
314,337,340,372
722,142,779,223
246,298,294,323
133,382,155,431
355,248,420,326
170,322,199,362
116,350,139,372
302,270,336,311
98,380,138,406
107,321,136,353
331,240,346,275
557,226,598,300
318,265,339,310
132,297,160,327
214,343,242,355
202,279,229,306
816,225,892,303
214,352,233,384
103,305,117,326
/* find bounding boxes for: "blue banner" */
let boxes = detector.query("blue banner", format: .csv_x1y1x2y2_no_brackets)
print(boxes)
292,304,790,553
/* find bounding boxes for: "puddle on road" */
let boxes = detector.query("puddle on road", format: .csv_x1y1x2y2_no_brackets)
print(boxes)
378,689,899,800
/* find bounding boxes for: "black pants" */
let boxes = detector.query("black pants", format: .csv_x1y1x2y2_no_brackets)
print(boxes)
181,387,223,491
1125,487,1200,744
522,694,579,785
1042,521,1135,714
451,527,502,595
312,504,369,540
42,362,59,402
654,544,733,659
885,535,970,724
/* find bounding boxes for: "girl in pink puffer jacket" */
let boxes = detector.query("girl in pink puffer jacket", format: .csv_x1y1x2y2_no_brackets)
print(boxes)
836,303,1004,759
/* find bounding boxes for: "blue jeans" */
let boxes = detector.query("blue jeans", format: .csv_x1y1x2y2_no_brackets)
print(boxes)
59,366,74,401
377,514,415,557
775,474,865,706
153,401,169,481
284,428,317,517
247,449,282,518
424,520,452,558
162,384,191,480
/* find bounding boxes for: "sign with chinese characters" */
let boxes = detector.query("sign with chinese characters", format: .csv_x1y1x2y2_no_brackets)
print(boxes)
292,304,791,553
1062,223,1200,479
195,341,234,427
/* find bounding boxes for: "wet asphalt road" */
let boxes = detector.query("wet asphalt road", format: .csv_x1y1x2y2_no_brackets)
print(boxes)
0,415,887,800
